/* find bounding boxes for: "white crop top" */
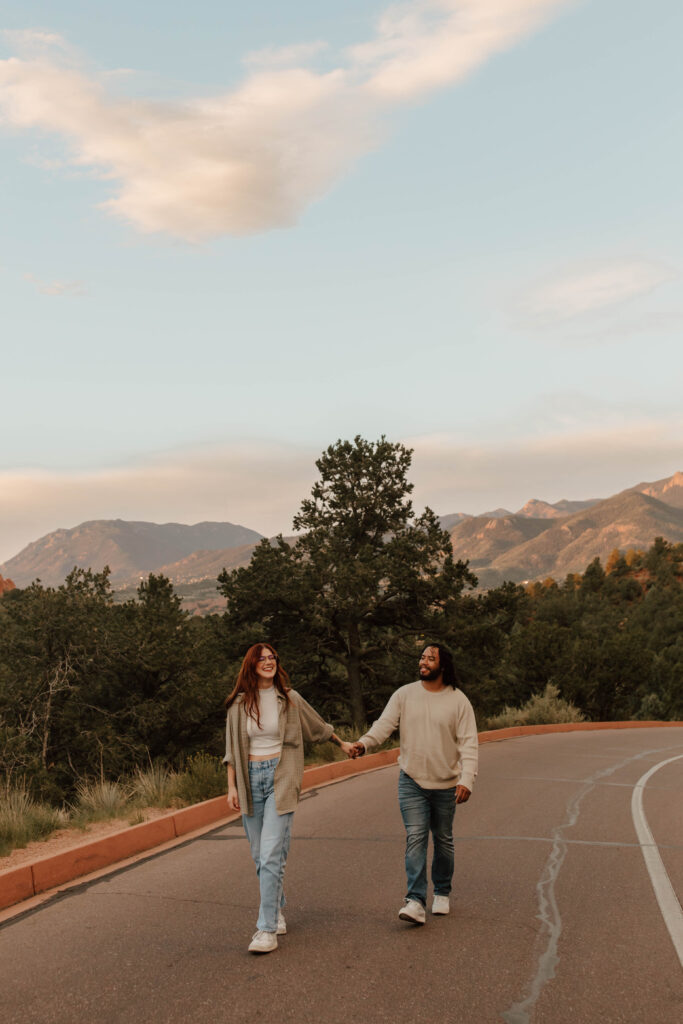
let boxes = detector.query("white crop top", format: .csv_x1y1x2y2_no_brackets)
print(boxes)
246,687,281,757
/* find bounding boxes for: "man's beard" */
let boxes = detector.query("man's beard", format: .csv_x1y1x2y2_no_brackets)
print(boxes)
420,667,441,681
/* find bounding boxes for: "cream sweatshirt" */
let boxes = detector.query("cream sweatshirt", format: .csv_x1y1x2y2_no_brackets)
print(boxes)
359,682,478,791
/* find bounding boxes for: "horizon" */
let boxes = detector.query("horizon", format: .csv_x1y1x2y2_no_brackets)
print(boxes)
2,463,681,567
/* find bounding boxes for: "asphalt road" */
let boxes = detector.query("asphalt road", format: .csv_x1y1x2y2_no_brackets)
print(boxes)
2,728,682,1024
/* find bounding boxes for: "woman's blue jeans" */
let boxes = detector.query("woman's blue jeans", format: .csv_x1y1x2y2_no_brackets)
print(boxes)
242,758,293,933
398,769,456,908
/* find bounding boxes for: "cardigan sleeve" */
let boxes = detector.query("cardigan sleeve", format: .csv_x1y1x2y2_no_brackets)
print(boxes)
222,711,235,765
292,691,334,743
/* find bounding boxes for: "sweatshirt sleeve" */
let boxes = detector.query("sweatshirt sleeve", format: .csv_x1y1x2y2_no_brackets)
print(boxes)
358,688,402,751
456,694,479,791
294,692,334,744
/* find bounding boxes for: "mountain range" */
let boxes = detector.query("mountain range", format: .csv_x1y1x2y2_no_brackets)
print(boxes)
0,519,263,589
1,471,681,611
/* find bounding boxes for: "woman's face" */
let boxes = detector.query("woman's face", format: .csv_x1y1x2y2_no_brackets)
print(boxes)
255,646,277,685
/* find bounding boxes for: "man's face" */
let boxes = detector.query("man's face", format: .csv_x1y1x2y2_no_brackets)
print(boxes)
419,646,441,681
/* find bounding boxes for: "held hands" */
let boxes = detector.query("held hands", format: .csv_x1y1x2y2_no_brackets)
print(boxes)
343,741,365,759
227,786,240,811
338,740,366,759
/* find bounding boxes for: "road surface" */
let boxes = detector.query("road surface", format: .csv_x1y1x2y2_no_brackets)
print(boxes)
1,727,682,1023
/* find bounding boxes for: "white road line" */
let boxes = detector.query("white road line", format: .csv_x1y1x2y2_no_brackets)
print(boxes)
631,754,683,969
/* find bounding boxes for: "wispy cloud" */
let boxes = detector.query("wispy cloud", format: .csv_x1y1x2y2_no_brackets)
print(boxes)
24,272,86,296
517,257,678,327
0,1,573,241
244,41,329,69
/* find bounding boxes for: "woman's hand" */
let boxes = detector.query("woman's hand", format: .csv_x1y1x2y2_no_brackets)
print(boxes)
227,786,240,811
339,740,358,759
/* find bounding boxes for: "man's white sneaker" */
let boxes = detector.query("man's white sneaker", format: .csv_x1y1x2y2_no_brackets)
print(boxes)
248,930,278,954
432,895,450,915
277,911,287,935
398,899,426,925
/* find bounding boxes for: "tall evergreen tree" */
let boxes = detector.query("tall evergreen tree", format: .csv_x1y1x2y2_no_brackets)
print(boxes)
219,436,475,727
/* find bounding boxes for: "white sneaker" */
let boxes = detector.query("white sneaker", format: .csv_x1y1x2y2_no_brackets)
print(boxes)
248,930,278,954
398,899,426,925
432,895,450,915
277,911,287,935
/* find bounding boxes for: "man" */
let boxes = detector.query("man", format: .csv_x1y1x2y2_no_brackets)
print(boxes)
352,643,478,924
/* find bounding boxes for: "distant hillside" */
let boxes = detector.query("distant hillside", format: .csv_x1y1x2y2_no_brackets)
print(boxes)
0,520,264,588
153,540,262,584
517,497,599,519
630,470,683,509
448,514,555,567
438,512,472,531
489,491,683,582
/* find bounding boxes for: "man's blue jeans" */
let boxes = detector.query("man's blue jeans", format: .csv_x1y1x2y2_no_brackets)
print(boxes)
398,769,457,907
242,758,293,933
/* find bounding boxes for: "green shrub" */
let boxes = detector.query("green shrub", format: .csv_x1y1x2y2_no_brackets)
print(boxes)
171,753,226,806
72,779,129,825
131,764,178,807
0,785,68,857
485,684,585,730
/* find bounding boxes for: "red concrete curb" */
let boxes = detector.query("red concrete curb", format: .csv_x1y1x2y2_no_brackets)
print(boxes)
1,721,681,912
477,720,683,743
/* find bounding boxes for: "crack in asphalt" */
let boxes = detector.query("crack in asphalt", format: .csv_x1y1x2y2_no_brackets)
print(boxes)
500,740,683,1024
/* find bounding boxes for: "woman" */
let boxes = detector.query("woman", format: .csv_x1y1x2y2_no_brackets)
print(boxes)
224,642,355,954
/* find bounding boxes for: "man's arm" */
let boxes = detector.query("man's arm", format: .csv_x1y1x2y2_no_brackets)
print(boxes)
455,695,478,798
354,689,403,754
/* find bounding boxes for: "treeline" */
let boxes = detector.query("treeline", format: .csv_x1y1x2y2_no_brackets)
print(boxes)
1,438,681,804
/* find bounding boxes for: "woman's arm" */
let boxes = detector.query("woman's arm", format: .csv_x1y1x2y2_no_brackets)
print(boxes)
328,732,358,759
226,763,240,811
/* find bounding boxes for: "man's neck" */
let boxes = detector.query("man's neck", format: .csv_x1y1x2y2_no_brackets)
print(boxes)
421,676,446,693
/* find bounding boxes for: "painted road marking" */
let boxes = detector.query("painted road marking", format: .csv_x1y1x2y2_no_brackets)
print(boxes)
631,753,683,969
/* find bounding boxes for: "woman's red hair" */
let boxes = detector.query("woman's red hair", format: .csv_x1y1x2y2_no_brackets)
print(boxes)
225,642,291,724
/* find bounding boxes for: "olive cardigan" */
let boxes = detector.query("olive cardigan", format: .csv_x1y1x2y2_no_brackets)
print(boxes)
223,689,334,816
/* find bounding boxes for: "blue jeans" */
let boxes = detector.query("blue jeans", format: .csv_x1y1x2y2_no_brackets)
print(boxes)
398,769,456,907
242,758,294,933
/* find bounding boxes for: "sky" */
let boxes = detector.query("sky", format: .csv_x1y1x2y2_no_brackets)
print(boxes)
1,0,682,563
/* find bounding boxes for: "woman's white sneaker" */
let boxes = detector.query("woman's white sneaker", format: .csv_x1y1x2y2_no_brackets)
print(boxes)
432,895,450,915
277,911,287,935
398,899,426,924
248,930,278,953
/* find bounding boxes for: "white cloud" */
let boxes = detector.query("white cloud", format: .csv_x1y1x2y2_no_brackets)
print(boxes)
0,0,573,241
354,0,568,100
24,273,86,296
1,29,69,56
244,41,329,69
517,258,678,325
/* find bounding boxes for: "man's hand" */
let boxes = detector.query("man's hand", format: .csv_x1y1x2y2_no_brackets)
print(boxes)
350,741,366,758
339,740,357,759
227,787,240,811
455,784,471,804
